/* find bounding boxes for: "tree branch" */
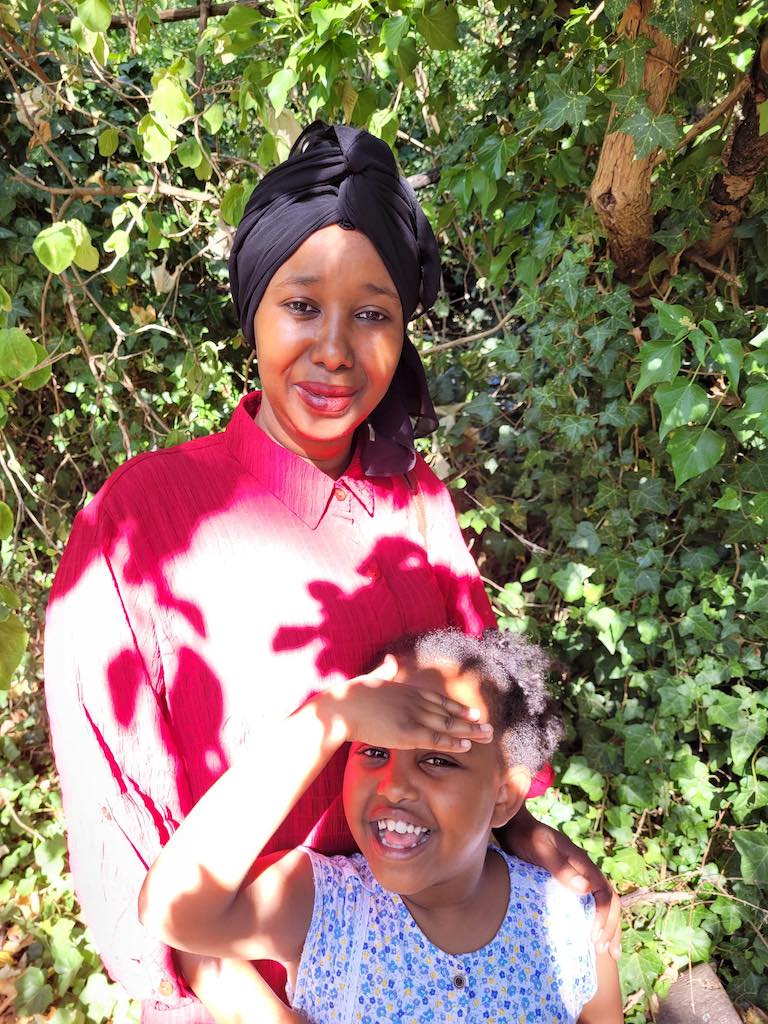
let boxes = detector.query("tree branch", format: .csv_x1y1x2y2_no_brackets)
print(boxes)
421,311,515,355
56,0,269,30
695,36,768,258
10,171,214,204
589,0,682,282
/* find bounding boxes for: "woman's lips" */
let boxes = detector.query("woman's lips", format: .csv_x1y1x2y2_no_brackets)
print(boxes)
294,382,357,415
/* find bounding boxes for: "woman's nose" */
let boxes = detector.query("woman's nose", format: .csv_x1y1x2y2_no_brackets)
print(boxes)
311,310,354,371
376,754,419,803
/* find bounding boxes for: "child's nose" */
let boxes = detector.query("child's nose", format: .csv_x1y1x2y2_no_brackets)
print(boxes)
376,754,419,803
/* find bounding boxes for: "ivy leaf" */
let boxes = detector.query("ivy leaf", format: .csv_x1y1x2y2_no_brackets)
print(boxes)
615,35,653,91
15,966,53,1016
33,222,77,274
150,76,195,127
77,0,111,33
710,337,742,393
621,105,681,159
561,756,605,801
417,2,459,50
650,298,696,336
760,100,768,137
667,427,725,488
726,384,768,438
620,941,663,1001
731,711,768,775
647,0,697,43
654,378,709,441
633,340,681,399
267,68,298,117
585,605,628,654
661,907,712,960
551,561,594,602
0,327,36,381
733,831,768,886
538,78,589,132
97,126,119,156
77,972,120,1024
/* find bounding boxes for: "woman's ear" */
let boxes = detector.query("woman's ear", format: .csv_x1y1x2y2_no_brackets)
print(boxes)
491,765,533,828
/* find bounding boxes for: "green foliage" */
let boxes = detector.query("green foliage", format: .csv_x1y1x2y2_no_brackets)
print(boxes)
2,0,768,1021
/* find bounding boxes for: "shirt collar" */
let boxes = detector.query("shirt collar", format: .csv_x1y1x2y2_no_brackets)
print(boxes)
225,392,375,529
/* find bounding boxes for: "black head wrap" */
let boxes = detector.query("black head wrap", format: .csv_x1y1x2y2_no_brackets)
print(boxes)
229,121,440,476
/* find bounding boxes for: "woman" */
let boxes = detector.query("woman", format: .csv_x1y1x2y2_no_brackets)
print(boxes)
45,123,619,1024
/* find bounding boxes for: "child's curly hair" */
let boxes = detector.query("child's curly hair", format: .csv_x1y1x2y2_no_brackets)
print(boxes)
385,628,564,772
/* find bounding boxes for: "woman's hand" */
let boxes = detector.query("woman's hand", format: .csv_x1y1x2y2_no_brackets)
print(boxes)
319,656,494,753
498,807,622,959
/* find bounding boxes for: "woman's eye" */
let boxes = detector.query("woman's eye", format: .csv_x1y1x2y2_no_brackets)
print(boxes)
285,301,316,315
357,309,387,322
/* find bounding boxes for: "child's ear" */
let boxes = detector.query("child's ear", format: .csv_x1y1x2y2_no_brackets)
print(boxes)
491,765,532,828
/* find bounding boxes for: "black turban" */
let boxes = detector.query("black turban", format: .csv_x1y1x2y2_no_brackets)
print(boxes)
229,121,441,476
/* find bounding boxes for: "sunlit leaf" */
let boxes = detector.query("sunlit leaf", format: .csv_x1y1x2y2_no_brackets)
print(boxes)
33,223,77,274
633,340,681,398
77,0,111,33
654,378,709,441
97,126,119,156
416,1,459,51
0,612,28,688
667,427,726,487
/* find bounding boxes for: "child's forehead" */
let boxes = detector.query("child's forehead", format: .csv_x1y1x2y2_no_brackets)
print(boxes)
396,655,489,710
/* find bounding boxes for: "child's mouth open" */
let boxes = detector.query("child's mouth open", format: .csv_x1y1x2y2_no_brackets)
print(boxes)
370,816,433,856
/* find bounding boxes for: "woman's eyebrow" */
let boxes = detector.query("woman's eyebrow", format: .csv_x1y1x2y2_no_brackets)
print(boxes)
275,274,398,301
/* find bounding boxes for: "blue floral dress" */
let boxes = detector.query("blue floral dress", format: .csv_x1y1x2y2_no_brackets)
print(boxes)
288,848,597,1023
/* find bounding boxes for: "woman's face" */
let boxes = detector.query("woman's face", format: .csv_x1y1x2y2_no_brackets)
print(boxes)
253,224,405,475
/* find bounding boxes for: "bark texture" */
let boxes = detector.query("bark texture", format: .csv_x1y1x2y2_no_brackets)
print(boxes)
697,37,768,258
589,1,681,282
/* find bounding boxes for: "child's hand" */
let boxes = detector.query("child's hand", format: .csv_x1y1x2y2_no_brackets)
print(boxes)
321,656,494,752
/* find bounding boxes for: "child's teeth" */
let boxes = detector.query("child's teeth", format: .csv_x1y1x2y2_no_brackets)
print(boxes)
376,819,429,836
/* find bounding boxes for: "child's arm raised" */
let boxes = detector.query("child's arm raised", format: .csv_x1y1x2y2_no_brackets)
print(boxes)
138,657,490,964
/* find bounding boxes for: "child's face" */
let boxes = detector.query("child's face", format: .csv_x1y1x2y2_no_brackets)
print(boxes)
342,657,530,901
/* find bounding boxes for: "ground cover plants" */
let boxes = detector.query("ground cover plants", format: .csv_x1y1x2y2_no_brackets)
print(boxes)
0,0,767,1020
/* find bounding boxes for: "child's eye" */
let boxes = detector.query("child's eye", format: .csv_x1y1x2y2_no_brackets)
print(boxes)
359,746,388,760
422,755,458,769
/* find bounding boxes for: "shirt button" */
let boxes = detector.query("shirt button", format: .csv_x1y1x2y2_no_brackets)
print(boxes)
333,487,346,502
101,806,112,821
366,562,380,582
453,973,466,990
157,978,174,997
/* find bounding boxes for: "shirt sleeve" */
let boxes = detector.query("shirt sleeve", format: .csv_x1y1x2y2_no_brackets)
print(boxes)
44,498,194,1008
409,456,496,634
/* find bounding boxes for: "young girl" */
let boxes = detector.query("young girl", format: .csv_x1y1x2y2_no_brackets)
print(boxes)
139,629,622,1023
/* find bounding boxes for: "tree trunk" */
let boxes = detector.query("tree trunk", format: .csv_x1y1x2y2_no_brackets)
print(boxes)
589,1,681,282
697,37,768,259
